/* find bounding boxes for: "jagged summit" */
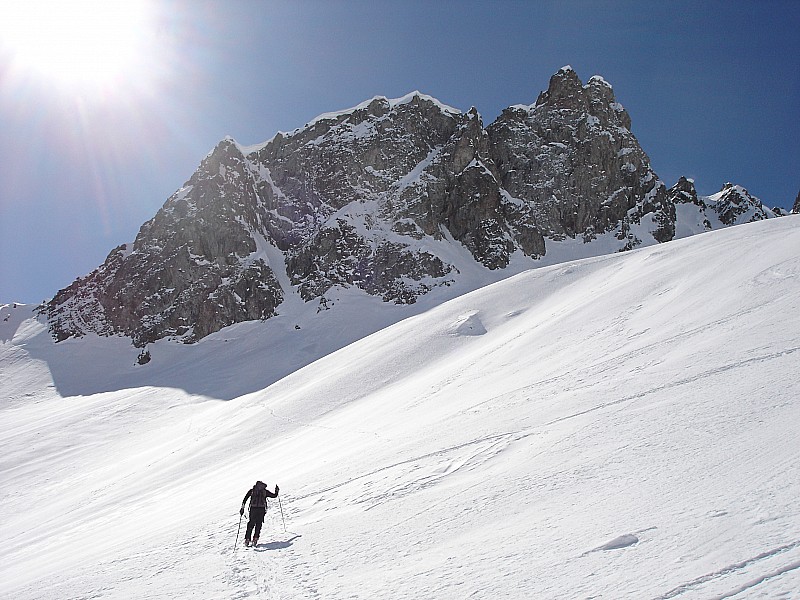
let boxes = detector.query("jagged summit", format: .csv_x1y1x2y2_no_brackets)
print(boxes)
587,74,612,88
523,67,632,131
707,182,779,225
41,68,790,348
299,91,461,131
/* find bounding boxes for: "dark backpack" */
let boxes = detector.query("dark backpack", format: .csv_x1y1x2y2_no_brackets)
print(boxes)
251,482,268,509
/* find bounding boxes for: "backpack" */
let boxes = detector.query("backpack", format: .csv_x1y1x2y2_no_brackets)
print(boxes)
251,481,268,509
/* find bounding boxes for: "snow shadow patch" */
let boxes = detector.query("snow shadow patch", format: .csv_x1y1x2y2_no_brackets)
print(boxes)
255,533,301,551
590,533,639,552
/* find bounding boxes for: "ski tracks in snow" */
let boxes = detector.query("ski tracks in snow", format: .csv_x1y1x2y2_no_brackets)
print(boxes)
652,539,800,600
290,432,516,520
227,516,314,600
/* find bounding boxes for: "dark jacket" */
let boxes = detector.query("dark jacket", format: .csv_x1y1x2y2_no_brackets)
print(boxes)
242,481,278,510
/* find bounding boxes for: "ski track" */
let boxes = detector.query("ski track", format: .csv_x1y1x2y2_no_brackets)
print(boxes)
653,540,800,600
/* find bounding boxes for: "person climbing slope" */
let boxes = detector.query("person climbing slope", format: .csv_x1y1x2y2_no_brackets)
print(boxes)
240,480,279,547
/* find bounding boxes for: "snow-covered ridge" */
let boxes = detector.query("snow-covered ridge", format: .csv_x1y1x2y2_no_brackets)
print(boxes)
300,91,461,130
706,182,754,203
230,92,461,156
234,137,273,156
588,74,612,88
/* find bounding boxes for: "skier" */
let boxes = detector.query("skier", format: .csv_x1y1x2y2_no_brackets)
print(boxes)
240,480,279,547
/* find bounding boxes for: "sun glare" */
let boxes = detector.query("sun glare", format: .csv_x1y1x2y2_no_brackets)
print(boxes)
0,0,152,92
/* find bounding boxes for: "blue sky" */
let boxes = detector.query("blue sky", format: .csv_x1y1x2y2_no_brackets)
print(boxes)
1,0,798,304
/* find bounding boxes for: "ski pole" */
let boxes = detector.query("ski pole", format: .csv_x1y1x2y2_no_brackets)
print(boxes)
278,492,286,532
234,512,243,551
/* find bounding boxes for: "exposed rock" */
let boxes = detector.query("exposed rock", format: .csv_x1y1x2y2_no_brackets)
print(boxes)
44,140,284,346
42,71,788,347
668,177,701,206
488,66,665,247
707,183,778,226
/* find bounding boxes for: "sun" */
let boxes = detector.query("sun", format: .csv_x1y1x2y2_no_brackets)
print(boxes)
0,0,153,92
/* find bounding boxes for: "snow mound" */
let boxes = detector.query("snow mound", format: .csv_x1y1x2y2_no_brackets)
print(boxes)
594,534,639,552
449,311,487,336
0,303,35,343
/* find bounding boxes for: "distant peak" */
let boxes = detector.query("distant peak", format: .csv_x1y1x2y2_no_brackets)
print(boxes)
588,75,612,89
707,182,758,205
669,177,699,202
202,136,244,161
216,136,243,151
220,135,271,157
552,66,581,82
535,66,584,109
389,91,461,115
300,91,461,131
719,182,749,196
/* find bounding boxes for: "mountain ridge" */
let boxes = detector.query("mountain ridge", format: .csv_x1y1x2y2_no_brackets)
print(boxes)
40,68,790,348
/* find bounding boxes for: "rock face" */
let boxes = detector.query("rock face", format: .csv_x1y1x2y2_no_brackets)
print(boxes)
42,69,787,347
487,68,666,248
45,141,284,346
793,189,800,214
708,182,780,225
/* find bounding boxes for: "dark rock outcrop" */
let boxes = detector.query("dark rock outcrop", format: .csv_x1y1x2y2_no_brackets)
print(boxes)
487,67,666,248
42,70,787,347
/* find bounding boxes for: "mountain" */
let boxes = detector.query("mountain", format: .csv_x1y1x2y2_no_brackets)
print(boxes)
40,67,789,348
3,216,800,599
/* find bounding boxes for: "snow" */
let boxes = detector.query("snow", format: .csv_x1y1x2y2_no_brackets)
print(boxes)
230,91,460,158
2,216,800,598
707,184,748,204
395,145,443,193
389,90,461,115
588,74,612,89
302,91,460,130
236,138,274,156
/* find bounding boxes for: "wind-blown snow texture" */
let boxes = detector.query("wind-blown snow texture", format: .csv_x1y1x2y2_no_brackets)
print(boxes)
2,216,800,599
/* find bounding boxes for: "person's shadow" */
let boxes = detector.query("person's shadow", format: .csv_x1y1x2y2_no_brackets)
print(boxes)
255,533,302,551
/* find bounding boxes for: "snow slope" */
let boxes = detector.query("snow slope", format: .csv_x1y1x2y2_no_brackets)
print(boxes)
2,216,800,599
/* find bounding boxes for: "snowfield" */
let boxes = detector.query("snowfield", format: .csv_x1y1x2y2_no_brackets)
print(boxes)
2,216,800,599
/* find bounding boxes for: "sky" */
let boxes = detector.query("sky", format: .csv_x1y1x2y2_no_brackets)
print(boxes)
1,0,798,304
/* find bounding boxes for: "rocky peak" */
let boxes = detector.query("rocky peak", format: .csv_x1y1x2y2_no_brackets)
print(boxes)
534,66,631,130
667,177,701,205
793,189,800,214
41,69,788,349
585,75,632,130
535,66,584,109
488,67,662,241
707,183,775,225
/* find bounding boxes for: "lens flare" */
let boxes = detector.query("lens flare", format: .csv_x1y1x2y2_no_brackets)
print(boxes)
0,0,153,93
